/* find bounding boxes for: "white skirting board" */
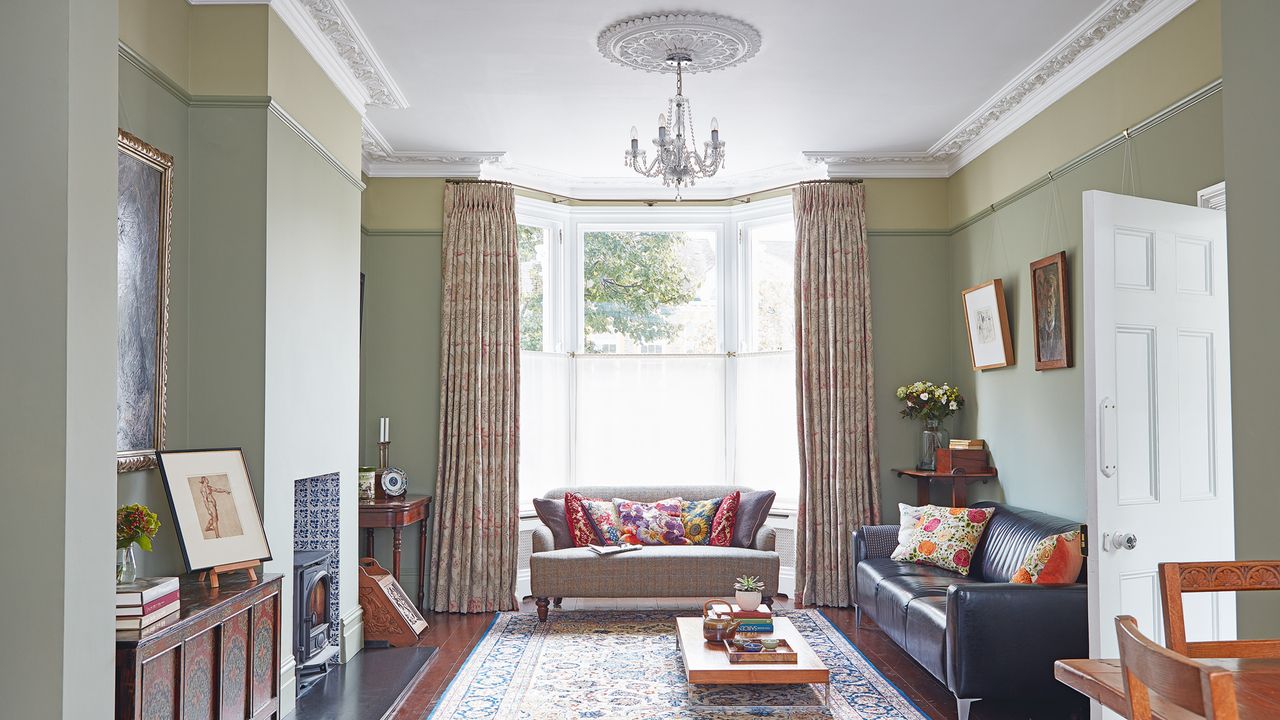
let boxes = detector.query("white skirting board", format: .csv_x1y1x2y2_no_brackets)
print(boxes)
279,656,298,715
340,605,364,662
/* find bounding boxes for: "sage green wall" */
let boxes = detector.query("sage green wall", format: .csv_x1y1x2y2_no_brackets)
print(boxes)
947,93,1225,521
117,53,190,578
1222,0,1280,641
1,0,118,716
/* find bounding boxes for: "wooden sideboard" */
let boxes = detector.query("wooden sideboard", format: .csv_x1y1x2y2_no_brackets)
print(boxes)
116,574,283,720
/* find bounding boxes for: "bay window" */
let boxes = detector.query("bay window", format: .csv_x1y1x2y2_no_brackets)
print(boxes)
517,197,799,510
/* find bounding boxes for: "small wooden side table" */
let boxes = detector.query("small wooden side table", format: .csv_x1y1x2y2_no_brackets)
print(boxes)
892,468,998,507
358,494,432,611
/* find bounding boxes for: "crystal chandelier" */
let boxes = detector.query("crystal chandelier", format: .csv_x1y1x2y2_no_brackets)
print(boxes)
624,52,725,199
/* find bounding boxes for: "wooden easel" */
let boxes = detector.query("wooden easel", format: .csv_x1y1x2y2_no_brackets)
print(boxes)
198,560,260,588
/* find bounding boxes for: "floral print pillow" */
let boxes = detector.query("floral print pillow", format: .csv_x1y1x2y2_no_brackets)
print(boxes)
614,497,690,546
1011,531,1083,584
564,493,601,548
891,505,995,575
709,490,740,547
680,497,723,545
580,498,624,545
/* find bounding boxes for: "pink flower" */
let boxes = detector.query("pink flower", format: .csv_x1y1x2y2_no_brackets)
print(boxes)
953,548,971,567
967,509,988,524
922,518,941,533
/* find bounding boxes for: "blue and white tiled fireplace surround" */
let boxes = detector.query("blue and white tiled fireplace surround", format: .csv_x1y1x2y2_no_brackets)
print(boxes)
294,472,341,647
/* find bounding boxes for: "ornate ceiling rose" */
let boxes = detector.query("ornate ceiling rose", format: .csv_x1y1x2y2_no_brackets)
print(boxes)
598,12,762,74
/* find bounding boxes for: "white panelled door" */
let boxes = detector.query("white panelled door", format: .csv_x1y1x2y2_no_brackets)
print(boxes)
1083,191,1235,674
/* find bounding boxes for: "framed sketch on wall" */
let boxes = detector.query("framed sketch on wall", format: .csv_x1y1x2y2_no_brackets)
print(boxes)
157,448,272,572
1030,251,1072,370
116,129,173,472
962,279,1015,370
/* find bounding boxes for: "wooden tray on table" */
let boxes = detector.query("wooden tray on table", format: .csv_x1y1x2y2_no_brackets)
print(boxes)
723,638,799,664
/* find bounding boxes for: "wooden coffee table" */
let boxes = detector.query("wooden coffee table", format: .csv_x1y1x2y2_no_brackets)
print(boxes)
675,617,832,705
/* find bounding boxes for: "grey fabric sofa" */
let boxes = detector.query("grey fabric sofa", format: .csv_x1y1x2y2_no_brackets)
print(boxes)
530,485,780,621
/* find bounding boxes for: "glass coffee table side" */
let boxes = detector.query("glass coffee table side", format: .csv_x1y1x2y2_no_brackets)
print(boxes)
674,617,832,706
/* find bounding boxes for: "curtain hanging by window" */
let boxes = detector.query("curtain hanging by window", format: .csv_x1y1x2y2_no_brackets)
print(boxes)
792,180,879,607
431,181,520,613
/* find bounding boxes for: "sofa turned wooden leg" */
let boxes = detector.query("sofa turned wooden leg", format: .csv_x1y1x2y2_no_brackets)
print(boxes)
762,595,774,609
536,597,550,622
553,597,563,608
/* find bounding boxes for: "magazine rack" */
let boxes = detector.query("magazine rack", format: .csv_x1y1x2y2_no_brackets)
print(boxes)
358,557,428,647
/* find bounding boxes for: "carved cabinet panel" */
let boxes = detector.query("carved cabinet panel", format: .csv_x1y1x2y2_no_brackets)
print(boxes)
116,575,282,720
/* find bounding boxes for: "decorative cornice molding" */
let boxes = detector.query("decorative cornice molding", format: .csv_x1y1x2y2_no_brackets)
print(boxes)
806,0,1196,177
271,0,408,113
481,160,825,200
362,120,506,177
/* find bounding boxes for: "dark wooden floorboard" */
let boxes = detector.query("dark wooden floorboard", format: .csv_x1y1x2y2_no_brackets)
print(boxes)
388,598,1087,720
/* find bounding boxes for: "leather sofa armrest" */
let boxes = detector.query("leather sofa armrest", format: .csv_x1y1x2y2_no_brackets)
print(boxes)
945,582,1088,700
752,525,776,551
532,526,556,554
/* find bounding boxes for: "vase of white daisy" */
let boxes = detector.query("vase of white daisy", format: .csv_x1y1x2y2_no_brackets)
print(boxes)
896,381,965,470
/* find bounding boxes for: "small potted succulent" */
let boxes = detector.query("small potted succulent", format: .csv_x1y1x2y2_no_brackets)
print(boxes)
734,575,764,611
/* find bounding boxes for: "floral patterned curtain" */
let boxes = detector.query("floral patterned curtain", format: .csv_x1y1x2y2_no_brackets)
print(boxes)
430,181,520,613
792,181,880,607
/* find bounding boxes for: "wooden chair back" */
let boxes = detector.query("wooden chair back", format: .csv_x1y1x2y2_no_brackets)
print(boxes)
1115,615,1239,720
1160,561,1280,658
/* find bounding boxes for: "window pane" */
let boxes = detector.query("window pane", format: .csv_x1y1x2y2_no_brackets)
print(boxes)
735,351,799,506
576,355,724,485
519,352,570,507
518,224,549,352
744,221,795,352
582,230,717,354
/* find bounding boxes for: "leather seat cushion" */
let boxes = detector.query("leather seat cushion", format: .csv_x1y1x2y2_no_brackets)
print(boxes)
904,596,949,683
855,558,964,611
873,574,980,646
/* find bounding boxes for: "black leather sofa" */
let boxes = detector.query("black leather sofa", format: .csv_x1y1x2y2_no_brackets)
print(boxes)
852,502,1087,720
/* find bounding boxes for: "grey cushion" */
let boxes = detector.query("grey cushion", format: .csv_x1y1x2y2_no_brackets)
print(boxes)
731,490,776,548
532,496,573,550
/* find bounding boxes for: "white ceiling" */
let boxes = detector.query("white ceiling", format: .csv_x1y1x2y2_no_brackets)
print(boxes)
329,0,1187,191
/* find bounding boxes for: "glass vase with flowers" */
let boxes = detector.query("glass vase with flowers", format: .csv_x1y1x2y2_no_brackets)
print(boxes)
116,503,161,584
896,381,965,470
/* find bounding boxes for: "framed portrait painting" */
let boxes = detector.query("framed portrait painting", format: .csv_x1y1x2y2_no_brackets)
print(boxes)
116,129,174,472
1030,251,1072,370
157,449,272,572
962,278,1015,370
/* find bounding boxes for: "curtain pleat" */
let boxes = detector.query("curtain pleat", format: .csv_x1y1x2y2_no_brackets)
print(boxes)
792,181,880,607
430,182,520,613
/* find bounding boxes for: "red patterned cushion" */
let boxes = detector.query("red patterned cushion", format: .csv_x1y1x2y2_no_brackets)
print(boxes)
563,492,599,547
709,490,740,547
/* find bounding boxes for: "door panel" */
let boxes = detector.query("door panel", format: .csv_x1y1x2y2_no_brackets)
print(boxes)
1114,326,1158,505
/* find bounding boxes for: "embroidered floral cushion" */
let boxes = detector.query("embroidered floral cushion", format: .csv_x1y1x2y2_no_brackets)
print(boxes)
709,490,740,547
580,498,624,545
614,497,690,546
897,503,926,548
891,505,995,576
680,497,723,545
1011,531,1084,584
563,492,601,548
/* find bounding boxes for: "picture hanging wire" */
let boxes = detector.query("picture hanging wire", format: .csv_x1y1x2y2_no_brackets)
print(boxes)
1039,171,1068,256
1120,128,1143,197
978,202,1012,282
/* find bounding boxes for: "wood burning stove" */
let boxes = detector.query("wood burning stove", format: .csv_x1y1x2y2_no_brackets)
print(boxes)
294,549,338,683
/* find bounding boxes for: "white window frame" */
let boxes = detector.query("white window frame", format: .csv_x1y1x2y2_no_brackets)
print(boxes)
515,195,797,510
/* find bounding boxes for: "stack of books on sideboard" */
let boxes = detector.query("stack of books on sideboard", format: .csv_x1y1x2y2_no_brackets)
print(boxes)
116,577,181,630
730,604,774,634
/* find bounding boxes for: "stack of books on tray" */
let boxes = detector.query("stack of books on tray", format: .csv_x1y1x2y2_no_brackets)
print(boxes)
729,603,774,634
116,577,181,630
949,438,986,450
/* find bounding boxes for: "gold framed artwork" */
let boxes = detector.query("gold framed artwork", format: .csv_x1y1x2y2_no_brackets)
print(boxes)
1030,251,1072,370
116,129,173,472
157,449,272,572
961,278,1015,370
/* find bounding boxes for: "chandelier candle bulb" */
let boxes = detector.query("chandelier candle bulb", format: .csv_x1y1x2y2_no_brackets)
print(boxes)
630,126,639,152
711,117,719,142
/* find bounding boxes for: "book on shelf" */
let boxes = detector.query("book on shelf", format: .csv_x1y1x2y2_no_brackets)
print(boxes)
115,576,179,606
949,439,986,449
728,604,773,619
586,543,642,556
116,589,181,617
115,599,181,630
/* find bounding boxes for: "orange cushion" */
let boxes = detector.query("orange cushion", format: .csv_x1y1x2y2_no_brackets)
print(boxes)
1011,531,1083,584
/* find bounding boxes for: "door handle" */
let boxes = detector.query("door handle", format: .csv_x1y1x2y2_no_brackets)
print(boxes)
1099,397,1117,478
1104,532,1138,551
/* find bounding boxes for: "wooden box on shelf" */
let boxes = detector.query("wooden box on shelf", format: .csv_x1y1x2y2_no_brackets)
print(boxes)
935,448,991,474
358,557,428,648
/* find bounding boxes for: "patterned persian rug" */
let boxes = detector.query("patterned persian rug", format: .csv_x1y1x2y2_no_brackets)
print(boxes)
428,609,927,719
